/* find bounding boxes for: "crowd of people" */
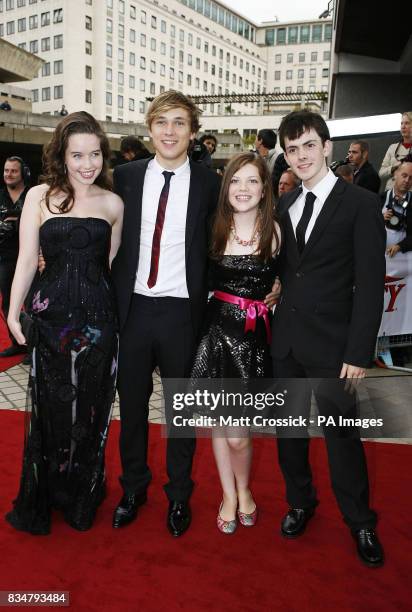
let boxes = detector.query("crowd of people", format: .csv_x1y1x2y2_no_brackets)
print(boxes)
2,91,412,570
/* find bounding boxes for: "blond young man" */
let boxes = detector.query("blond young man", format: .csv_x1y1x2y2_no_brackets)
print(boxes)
111,91,221,536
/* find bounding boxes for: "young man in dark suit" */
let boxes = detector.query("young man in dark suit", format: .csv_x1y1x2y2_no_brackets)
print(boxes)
272,110,386,567
111,91,220,536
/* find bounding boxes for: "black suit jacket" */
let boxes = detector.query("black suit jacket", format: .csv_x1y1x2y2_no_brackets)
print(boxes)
111,158,220,334
272,177,386,368
353,161,381,193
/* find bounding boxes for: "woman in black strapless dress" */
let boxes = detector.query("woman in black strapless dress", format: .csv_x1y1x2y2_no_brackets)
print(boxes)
5,112,123,534
191,152,281,534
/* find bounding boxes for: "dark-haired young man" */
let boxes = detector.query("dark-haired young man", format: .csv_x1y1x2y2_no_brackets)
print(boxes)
272,110,386,567
255,129,278,174
348,140,380,193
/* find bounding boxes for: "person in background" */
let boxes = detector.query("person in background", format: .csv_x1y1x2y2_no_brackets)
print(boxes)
120,136,152,163
334,163,354,183
278,168,301,198
59,104,68,117
0,98,12,111
199,133,218,157
348,140,380,193
255,129,278,174
379,112,412,191
381,156,412,258
0,157,30,357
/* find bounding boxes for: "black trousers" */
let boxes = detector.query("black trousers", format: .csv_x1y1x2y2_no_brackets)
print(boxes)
273,351,377,530
117,294,196,502
0,258,17,344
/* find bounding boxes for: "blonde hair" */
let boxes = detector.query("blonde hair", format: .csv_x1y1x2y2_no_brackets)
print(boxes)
146,90,201,133
402,111,412,123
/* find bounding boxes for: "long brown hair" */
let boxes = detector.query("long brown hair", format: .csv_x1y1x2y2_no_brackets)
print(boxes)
211,152,280,262
41,111,112,213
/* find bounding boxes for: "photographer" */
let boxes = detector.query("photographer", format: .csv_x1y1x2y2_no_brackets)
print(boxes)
381,156,412,257
0,156,30,357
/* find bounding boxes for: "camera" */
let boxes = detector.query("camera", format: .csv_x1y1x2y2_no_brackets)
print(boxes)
330,156,350,172
385,199,408,231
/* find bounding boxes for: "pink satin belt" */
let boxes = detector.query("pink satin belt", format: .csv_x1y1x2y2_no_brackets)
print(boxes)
213,290,272,344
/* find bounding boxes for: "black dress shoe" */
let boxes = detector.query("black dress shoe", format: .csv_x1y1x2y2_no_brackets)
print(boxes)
352,528,384,568
167,501,191,537
0,344,27,357
280,507,315,538
112,492,147,529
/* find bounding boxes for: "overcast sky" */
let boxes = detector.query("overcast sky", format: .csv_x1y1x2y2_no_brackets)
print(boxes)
221,0,330,23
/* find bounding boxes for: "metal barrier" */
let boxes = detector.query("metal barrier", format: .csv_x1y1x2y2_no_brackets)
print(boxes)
375,334,412,373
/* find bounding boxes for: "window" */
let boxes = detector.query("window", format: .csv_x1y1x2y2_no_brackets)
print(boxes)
129,52,135,65
170,67,175,79
287,53,293,63
300,25,310,43
18,18,26,32
118,95,123,109
141,10,146,24
187,54,192,66
299,52,305,63
139,79,145,92
265,29,275,45
312,24,322,42
17,0,26,6
311,51,318,62
118,24,124,38
274,71,281,81
53,8,63,23
118,47,124,61
41,87,50,101
150,82,155,94
29,39,38,53
196,37,201,49
41,12,50,27
32,89,38,102
106,18,112,33
18,42,26,49
188,33,193,45
196,57,200,69
85,40,92,54
106,0,112,6
286,86,292,93
277,28,286,44
129,98,134,111
322,68,329,78
298,69,304,79
130,29,135,43
297,86,303,93
85,65,92,79
160,64,165,76
119,0,124,13
85,15,92,30
106,91,112,106
150,60,155,73
140,33,146,46
139,101,145,114
0,25,3,37
151,15,156,28
106,43,112,57
325,24,332,41
286,70,292,80
6,21,15,35
130,4,136,19
204,61,208,72
310,68,316,78
204,41,208,53
140,57,146,69
288,26,298,43
323,50,330,61
160,42,166,55
41,37,50,51
54,85,63,99
129,75,135,88
150,38,156,51
187,74,192,86
42,62,50,76
179,50,183,63
6,0,14,8
179,29,184,42
275,54,281,64
219,49,223,60
170,46,175,59
171,24,175,37
106,67,112,81
54,60,63,74
29,14,38,29
161,20,166,33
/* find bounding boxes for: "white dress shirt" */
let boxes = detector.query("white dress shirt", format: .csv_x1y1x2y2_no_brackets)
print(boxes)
134,156,190,297
288,169,338,244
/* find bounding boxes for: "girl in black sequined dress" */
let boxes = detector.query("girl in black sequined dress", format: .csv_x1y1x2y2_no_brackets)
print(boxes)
191,152,281,533
5,112,123,534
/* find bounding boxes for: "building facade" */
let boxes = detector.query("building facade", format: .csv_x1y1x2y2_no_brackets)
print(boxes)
0,0,332,124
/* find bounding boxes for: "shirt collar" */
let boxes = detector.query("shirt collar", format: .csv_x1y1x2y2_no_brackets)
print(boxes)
302,169,338,205
151,155,190,177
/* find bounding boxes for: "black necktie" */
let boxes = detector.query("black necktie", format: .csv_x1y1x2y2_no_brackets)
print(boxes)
296,191,316,254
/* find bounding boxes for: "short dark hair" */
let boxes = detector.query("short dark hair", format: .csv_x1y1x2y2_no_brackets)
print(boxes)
278,110,330,150
351,140,369,154
120,135,148,155
257,129,277,150
199,133,217,149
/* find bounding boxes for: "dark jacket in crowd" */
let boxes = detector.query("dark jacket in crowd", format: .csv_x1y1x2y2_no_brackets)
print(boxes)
353,161,381,193
0,186,29,260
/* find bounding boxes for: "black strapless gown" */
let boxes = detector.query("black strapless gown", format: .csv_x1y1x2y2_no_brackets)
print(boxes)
191,255,277,379
6,217,119,534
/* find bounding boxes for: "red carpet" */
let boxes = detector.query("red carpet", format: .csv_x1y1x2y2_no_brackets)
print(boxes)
1,412,411,611
0,314,25,372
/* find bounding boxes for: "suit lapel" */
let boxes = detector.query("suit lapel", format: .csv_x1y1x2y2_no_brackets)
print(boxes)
280,187,302,263
125,159,151,271
185,162,204,257
300,177,346,261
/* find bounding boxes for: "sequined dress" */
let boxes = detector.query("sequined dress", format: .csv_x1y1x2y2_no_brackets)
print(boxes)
191,255,277,379
6,217,119,535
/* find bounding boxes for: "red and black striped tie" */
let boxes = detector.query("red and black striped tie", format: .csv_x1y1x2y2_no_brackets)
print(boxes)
147,170,175,288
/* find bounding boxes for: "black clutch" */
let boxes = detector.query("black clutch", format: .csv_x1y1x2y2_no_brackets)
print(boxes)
19,312,39,350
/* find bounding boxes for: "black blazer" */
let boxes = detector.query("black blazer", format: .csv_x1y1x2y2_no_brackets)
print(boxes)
111,158,220,334
272,177,386,368
353,161,381,194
